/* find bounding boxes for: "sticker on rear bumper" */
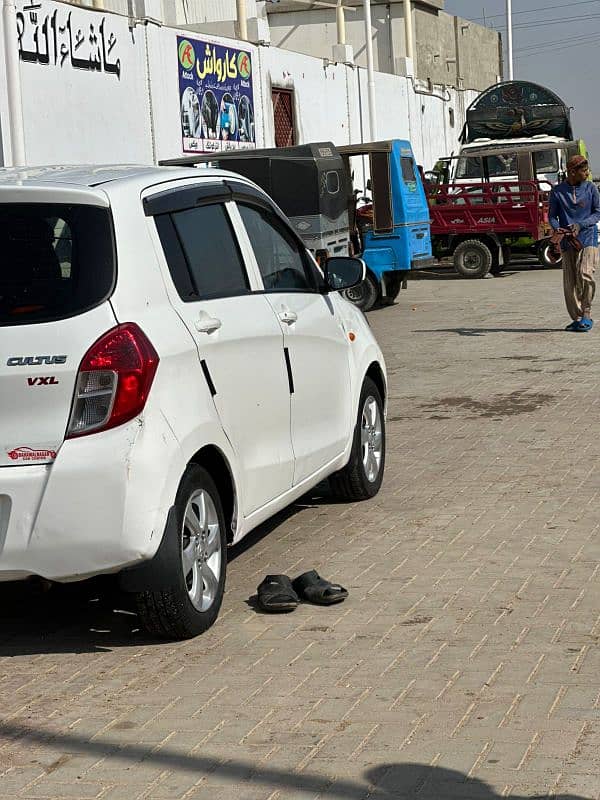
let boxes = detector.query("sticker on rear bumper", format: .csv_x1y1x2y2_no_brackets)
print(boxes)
7,447,57,462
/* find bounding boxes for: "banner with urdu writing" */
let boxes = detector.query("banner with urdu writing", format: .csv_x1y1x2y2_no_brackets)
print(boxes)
177,36,256,153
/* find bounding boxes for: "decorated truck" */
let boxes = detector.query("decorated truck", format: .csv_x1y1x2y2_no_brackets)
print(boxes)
452,80,586,187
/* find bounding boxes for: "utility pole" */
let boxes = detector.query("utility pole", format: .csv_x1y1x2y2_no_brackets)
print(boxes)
363,0,377,140
404,0,413,61
3,0,26,165
506,0,513,80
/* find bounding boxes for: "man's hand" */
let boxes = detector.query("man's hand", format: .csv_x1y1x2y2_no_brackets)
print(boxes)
569,223,581,236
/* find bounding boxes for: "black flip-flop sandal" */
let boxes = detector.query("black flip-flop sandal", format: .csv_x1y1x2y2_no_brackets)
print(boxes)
292,570,349,606
257,575,299,612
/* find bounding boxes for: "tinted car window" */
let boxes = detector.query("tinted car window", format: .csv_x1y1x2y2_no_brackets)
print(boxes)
0,204,115,327
169,204,249,300
238,204,313,291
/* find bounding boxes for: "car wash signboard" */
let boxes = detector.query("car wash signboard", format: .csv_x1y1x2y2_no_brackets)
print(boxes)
178,35,256,153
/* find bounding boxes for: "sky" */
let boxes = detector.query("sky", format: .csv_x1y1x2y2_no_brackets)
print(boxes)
444,0,600,159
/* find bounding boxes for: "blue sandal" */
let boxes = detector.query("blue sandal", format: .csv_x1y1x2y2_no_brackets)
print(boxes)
565,320,580,331
576,318,594,332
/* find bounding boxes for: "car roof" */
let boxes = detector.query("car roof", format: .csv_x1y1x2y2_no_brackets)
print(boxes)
0,164,235,189
0,164,267,208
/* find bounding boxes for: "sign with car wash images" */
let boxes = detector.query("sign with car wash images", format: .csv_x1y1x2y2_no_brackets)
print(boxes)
177,35,256,153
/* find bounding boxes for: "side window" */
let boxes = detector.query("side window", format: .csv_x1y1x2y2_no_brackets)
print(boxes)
325,170,340,194
238,204,314,292
157,203,249,301
401,156,417,183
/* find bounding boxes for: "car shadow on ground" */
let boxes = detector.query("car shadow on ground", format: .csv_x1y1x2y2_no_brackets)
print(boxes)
416,326,559,336
409,259,556,281
228,479,334,563
0,718,588,800
0,484,335,655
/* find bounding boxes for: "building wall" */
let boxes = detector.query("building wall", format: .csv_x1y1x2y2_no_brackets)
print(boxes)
257,46,353,148
454,15,501,90
1,0,153,165
0,0,477,169
267,3,500,92
267,5,399,74
414,7,456,86
415,11,500,90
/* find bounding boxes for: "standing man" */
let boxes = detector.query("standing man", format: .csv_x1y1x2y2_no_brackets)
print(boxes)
549,154,600,331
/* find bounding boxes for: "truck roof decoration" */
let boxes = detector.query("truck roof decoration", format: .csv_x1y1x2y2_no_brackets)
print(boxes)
461,81,573,144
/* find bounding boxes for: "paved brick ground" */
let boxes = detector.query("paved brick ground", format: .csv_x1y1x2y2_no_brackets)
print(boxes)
1,262,600,799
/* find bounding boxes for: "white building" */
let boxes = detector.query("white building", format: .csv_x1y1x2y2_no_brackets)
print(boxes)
0,0,501,168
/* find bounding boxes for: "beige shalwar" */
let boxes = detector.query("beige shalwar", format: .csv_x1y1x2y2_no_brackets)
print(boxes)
562,245,599,320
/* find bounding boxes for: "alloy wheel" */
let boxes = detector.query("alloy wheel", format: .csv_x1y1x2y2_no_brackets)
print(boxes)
181,489,222,612
361,395,383,483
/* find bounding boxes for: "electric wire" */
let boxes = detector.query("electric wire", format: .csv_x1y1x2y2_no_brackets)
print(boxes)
468,0,600,22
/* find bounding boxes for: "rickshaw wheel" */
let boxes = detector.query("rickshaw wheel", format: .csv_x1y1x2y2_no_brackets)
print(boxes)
453,239,493,279
343,272,379,311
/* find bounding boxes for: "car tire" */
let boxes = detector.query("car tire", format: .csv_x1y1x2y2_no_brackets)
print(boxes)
453,239,493,279
329,376,385,501
343,272,380,311
135,465,227,640
538,239,562,269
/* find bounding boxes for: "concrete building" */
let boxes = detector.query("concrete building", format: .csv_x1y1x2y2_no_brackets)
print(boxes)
266,1,501,92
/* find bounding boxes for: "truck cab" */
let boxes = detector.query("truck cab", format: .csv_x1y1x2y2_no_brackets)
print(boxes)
452,135,571,188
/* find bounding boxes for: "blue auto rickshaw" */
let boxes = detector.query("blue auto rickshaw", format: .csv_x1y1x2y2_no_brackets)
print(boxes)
338,140,434,310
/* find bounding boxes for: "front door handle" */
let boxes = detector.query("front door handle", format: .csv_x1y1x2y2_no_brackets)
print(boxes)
195,315,222,334
278,309,298,325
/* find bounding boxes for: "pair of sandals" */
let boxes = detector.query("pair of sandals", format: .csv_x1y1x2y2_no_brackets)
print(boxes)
257,570,348,613
566,318,594,332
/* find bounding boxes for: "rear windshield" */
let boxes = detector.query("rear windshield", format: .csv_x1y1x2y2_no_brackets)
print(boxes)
0,203,115,326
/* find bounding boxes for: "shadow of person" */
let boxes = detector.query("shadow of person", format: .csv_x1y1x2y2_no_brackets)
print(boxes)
364,763,587,799
0,717,590,800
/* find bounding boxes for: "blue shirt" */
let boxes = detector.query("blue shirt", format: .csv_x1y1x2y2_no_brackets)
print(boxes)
548,180,600,249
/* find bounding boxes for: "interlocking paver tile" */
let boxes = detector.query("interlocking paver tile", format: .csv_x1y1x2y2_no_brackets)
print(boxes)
2,267,600,799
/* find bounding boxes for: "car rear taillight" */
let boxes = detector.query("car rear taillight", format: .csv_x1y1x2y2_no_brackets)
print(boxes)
67,323,159,438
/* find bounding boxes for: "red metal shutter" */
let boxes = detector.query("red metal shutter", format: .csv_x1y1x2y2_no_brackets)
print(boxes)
271,89,296,147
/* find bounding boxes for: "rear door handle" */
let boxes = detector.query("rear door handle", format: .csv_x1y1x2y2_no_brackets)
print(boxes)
278,309,298,325
195,316,222,334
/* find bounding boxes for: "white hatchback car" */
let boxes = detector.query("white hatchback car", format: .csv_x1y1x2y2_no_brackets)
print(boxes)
0,165,386,638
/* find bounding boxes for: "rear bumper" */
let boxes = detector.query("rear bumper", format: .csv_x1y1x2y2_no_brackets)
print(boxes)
0,412,182,582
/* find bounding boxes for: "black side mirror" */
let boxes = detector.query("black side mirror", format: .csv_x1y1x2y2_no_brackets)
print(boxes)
366,178,372,191
324,256,366,291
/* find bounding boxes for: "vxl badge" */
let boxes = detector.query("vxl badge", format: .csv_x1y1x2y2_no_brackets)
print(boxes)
6,355,67,366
